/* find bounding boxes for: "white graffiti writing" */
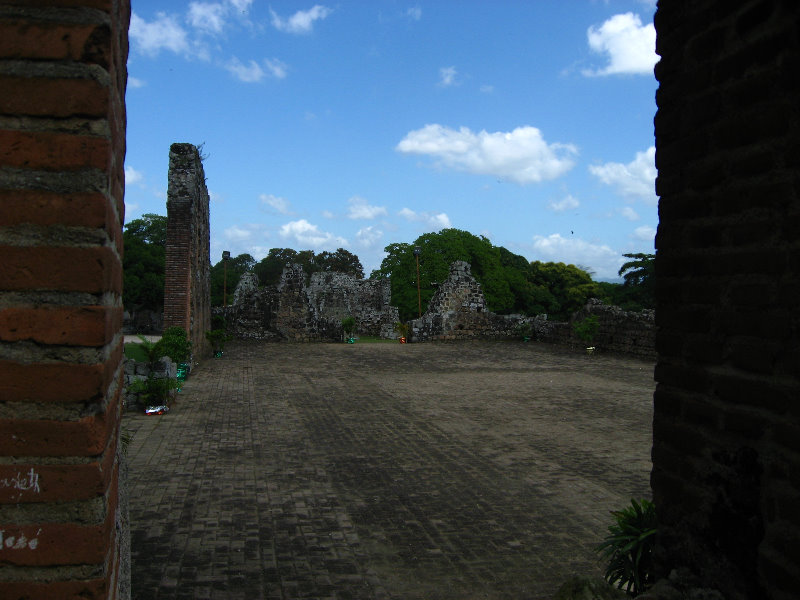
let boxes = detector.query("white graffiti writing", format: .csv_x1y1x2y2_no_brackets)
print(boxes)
0,468,41,494
0,529,41,551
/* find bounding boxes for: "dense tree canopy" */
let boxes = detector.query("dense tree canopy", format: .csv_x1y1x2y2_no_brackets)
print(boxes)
253,247,364,286
370,229,599,321
123,213,167,312
210,253,255,306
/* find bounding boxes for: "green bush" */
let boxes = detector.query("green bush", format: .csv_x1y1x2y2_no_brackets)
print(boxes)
128,375,179,406
205,329,231,352
154,327,191,364
341,316,356,335
596,498,657,596
573,314,600,344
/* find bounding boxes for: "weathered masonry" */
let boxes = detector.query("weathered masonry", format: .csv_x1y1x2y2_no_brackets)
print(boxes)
0,1,130,598
649,2,800,599
227,266,399,341
163,143,211,359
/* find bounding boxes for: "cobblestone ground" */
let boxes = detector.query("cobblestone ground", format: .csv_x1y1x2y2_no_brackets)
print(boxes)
124,341,654,600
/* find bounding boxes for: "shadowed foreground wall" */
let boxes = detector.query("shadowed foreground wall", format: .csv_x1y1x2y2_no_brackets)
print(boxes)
652,1,799,599
0,0,130,598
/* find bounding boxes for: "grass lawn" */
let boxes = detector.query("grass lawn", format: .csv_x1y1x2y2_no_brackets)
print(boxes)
124,342,150,362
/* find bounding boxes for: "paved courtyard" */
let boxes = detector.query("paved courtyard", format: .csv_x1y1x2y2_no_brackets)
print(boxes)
124,340,655,600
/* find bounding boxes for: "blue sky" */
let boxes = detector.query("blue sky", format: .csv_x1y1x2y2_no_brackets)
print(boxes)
124,0,658,280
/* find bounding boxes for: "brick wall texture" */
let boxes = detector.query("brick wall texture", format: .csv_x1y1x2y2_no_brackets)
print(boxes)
0,1,130,598
652,1,800,599
163,143,211,359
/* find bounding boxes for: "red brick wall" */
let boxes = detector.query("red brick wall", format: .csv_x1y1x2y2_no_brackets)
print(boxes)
0,1,129,598
163,143,211,358
652,1,800,598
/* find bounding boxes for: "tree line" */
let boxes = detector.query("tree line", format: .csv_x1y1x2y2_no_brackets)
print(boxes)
123,215,653,319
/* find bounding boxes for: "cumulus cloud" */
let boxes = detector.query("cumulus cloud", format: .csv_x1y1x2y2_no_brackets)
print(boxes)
225,57,287,81
438,66,458,87
224,225,253,242
130,12,190,56
356,226,383,247
229,0,253,12
633,225,656,243
531,233,622,279
619,206,640,221
548,194,580,212
125,165,144,186
397,124,577,184
270,5,332,34
406,6,422,21
583,13,657,76
279,219,347,249
188,2,227,34
128,76,146,88
398,208,451,229
347,196,387,220
589,146,656,203
260,194,292,215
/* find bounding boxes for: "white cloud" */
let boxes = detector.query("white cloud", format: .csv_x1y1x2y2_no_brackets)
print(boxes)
279,219,347,249
128,76,146,88
548,194,580,212
531,233,622,279
322,210,334,219
225,57,287,82
125,165,144,186
229,0,253,12
130,12,190,56
224,225,253,241
583,13,657,76
438,66,458,87
397,124,577,184
270,5,332,34
589,146,656,203
356,226,383,247
263,58,288,79
480,84,494,93
188,2,227,34
347,196,387,220
406,6,422,21
398,208,452,229
619,206,640,221
260,194,292,215
633,225,656,243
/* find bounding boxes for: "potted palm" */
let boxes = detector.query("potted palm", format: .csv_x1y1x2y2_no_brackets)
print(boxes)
394,321,409,343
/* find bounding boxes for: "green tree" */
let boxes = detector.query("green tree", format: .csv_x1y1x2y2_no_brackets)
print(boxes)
210,253,255,306
527,261,600,320
254,248,300,286
123,213,167,312
315,248,364,278
617,253,655,309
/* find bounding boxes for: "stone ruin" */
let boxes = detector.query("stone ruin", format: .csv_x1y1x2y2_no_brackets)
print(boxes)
409,261,655,360
224,265,400,341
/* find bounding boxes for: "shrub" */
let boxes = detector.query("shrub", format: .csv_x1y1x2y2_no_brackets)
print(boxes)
154,327,191,364
341,316,356,336
573,314,600,344
595,498,657,596
206,329,231,353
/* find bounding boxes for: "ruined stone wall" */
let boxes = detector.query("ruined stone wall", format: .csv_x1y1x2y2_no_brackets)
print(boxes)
0,1,130,597
163,143,211,359
307,271,398,338
409,261,530,342
651,2,800,599
227,266,399,341
541,300,656,360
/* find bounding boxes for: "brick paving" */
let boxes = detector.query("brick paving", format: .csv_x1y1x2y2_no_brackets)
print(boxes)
124,341,654,599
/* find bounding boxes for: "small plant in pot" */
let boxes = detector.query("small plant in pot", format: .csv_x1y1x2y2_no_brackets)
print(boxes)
394,321,409,343
341,316,356,343
206,329,230,357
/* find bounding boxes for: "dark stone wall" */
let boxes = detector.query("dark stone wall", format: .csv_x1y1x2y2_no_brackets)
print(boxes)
651,1,800,598
163,143,211,359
